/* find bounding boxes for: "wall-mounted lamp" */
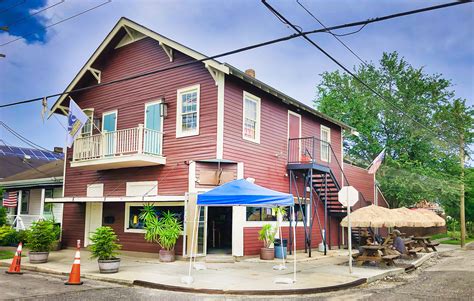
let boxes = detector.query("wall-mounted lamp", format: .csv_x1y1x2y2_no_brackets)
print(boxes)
160,100,168,118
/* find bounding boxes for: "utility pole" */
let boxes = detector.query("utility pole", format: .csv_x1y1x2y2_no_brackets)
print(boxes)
460,132,466,248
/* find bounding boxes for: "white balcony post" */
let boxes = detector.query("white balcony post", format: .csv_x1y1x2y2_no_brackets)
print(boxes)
39,188,45,218
16,190,22,230
138,124,144,154
101,132,106,157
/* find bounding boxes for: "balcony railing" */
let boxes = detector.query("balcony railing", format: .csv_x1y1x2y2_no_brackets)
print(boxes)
72,124,165,169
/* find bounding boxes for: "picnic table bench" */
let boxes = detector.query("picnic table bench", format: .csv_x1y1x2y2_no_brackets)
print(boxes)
413,236,439,252
356,245,399,267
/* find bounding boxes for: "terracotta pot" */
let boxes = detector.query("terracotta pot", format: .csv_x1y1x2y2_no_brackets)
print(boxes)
260,247,275,260
159,249,175,262
98,258,121,273
29,251,49,264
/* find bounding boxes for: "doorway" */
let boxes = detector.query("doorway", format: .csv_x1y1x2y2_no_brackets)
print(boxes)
207,207,232,254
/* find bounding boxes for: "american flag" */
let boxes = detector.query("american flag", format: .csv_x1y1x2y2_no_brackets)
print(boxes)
2,191,18,207
368,150,385,174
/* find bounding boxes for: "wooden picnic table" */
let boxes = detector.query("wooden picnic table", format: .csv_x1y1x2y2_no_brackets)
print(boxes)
412,236,439,252
356,245,399,266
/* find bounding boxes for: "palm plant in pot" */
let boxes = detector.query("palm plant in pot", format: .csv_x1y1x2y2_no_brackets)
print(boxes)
140,205,182,262
258,223,276,260
89,226,122,273
27,220,56,263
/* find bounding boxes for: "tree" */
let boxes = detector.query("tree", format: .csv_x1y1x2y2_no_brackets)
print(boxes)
314,51,468,209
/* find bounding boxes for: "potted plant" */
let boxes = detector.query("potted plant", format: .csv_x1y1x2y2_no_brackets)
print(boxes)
258,223,276,260
140,205,183,262
27,220,56,263
89,226,122,273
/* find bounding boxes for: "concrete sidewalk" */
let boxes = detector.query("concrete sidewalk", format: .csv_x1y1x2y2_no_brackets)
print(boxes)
0,245,458,295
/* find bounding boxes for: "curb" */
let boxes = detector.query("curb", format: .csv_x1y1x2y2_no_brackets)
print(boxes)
132,278,367,296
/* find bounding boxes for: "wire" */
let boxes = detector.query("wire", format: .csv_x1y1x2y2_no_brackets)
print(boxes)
0,121,52,152
0,0,25,15
262,0,463,146
5,0,65,27
333,24,368,37
0,0,111,47
296,0,368,66
0,1,468,111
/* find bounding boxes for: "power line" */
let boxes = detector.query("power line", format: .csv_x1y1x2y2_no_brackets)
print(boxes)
296,0,368,66
0,121,52,152
5,0,65,27
0,0,25,15
262,0,466,146
0,1,468,111
0,0,111,47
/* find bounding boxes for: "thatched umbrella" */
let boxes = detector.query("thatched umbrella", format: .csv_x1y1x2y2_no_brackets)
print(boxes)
340,205,403,228
391,207,433,227
414,209,446,227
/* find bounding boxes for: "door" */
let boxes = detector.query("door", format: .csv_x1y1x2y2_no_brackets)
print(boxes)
288,111,301,162
84,203,103,247
102,111,117,156
144,102,163,155
207,207,232,254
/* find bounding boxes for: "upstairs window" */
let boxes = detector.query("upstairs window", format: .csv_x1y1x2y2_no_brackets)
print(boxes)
242,91,261,143
176,85,200,137
320,125,331,162
80,109,94,137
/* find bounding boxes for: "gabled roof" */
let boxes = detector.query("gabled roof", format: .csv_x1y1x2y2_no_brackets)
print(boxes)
0,159,63,188
51,17,351,130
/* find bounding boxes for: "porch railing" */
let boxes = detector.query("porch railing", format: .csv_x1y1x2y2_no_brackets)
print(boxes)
7,214,44,230
73,124,163,162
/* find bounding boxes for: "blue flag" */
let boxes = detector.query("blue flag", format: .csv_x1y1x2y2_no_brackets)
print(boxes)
67,99,89,147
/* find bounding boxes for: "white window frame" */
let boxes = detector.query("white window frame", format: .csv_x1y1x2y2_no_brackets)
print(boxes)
320,125,331,162
124,201,185,233
242,91,261,143
176,84,200,138
102,110,118,132
243,203,309,227
80,108,94,137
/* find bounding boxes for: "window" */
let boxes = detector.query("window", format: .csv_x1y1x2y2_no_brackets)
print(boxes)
125,203,184,233
320,125,331,162
176,85,200,137
80,109,94,137
246,204,306,222
242,92,261,143
20,190,29,214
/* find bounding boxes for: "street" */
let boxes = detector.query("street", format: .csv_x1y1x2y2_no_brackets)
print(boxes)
0,248,473,300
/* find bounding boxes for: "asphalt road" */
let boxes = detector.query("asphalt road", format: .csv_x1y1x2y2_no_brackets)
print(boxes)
0,247,473,300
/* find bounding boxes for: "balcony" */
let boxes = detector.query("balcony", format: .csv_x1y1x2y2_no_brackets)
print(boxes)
72,124,165,170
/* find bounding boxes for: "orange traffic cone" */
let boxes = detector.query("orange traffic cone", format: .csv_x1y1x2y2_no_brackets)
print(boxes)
65,240,83,285
5,242,23,275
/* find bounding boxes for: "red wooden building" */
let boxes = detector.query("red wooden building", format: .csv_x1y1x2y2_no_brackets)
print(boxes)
48,18,381,257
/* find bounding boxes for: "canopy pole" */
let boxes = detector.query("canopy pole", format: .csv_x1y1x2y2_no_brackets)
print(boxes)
292,206,297,283
185,205,199,284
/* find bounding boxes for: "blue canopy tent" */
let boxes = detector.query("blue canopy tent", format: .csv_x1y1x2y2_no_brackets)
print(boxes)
183,179,297,285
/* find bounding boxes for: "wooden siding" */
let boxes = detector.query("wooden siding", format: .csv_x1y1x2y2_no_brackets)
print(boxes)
102,202,183,253
63,37,218,198
343,163,375,203
61,203,85,248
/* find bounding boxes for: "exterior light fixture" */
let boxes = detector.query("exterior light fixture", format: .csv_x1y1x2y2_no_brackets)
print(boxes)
160,100,168,118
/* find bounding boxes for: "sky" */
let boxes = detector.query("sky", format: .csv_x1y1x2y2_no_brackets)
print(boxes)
0,0,473,153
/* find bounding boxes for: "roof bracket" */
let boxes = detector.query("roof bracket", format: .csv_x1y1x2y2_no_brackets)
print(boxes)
88,67,101,83
205,64,222,86
159,42,173,62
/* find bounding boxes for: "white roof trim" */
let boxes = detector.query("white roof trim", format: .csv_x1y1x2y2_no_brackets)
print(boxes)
50,17,228,116
45,195,185,203
0,177,63,188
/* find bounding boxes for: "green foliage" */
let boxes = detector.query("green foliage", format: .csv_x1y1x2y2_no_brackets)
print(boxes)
314,51,473,209
89,226,121,260
258,224,276,248
0,225,17,246
140,207,183,251
0,207,7,227
27,220,56,252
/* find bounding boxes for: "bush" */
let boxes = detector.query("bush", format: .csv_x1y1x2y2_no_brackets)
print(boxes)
17,229,30,245
89,226,121,260
0,207,7,226
0,225,17,246
27,220,56,252
140,207,182,251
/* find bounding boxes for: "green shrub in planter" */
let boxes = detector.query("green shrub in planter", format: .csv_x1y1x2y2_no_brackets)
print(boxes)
89,226,121,260
89,226,121,273
27,220,56,252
